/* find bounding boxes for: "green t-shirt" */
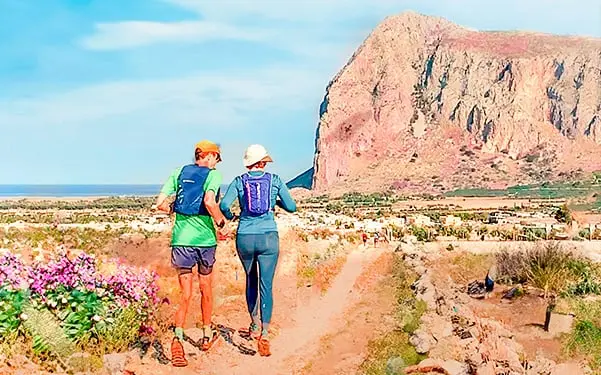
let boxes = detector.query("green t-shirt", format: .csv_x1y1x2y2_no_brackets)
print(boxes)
160,166,222,247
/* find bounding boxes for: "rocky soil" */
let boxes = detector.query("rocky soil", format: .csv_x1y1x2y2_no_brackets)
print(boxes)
312,11,601,194
397,241,591,375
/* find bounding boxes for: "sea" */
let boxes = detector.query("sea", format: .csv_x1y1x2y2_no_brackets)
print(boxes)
0,184,233,198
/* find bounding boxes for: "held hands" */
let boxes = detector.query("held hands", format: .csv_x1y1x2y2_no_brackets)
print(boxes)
216,219,234,241
217,226,232,240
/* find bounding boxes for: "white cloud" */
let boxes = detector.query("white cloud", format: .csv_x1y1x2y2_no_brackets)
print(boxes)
80,20,273,50
164,0,403,23
77,0,395,53
0,67,326,129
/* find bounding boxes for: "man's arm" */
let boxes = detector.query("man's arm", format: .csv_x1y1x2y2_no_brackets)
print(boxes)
153,168,180,213
155,193,173,213
204,191,227,227
203,170,227,227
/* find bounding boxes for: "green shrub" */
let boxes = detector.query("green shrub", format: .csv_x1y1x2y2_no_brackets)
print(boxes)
91,305,144,354
409,226,433,242
21,303,77,368
579,228,591,239
565,320,601,370
565,260,601,296
555,204,573,224
360,255,425,375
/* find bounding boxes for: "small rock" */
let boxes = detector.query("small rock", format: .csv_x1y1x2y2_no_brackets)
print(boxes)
414,265,427,275
409,330,436,354
406,358,468,375
421,313,453,341
405,235,418,244
476,362,496,375
441,359,470,375
103,353,131,375
550,363,585,375
526,356,556,374
419,289,437,309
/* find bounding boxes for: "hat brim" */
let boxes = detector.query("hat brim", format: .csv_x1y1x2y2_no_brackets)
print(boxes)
261,155,273,163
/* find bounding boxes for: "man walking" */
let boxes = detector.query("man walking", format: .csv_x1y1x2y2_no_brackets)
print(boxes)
154,140,229,367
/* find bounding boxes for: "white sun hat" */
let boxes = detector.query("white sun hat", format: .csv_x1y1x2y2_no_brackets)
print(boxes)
243,144,273,167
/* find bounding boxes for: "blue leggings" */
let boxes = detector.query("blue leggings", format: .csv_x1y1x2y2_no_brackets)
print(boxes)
235,231,279,325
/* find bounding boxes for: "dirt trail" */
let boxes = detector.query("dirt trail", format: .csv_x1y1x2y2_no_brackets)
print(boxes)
203,244,388,375
119,230,391,375
253,245,388,374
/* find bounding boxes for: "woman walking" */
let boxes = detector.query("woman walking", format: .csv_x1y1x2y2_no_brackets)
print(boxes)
219,144,296,356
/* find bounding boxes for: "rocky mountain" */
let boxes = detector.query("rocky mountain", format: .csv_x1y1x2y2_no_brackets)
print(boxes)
311,12,601,194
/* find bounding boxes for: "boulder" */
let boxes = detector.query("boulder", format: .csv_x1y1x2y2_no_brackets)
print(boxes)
405,358,469,375
409,329,437,354
546,312,574,337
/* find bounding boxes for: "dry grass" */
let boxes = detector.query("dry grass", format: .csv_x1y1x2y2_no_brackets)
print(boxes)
525,244,573,296
449,253,494,284
495,242,600,297
296,241,349,293
314,255,347,294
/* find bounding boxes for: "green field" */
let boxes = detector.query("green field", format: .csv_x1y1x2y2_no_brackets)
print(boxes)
445,181,601,200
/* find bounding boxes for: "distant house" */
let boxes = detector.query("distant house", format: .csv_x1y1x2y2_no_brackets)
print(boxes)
487,211,511,224
441,215,462,227
364,220,383,233
407,214,433,227
387,217,407,228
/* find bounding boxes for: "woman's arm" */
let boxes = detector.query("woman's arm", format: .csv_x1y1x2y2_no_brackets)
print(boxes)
219,178,239,220
275,176,297,213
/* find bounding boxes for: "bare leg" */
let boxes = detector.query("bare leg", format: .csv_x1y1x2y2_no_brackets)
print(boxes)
198,272,214,326
174,273,194,330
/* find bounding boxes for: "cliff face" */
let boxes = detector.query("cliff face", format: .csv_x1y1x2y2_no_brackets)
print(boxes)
312,12,601,193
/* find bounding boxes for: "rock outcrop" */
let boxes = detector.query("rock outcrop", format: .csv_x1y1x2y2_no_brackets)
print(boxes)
312,12,601,193
397,241,589,375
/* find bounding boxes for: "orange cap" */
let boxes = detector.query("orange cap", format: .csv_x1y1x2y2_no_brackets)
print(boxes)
195,140,222,161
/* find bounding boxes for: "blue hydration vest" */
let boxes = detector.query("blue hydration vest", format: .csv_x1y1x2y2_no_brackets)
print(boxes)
173,164,216,216
241,172,272,217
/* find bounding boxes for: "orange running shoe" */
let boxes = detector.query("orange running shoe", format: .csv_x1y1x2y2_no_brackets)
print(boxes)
201,325,220,351
170,337,188,367
258,337,271,357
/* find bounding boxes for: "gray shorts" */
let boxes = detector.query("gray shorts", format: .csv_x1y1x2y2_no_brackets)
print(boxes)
171,246,216,275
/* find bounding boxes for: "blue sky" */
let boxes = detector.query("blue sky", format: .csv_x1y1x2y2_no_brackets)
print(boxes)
0,0,599,185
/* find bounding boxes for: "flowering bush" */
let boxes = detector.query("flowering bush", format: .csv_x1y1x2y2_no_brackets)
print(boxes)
0,250,160,360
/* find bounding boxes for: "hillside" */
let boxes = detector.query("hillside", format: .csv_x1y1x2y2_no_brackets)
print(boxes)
311,11,601,194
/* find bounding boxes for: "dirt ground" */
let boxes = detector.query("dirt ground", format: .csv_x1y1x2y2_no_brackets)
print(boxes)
431,252,564,363
301,252,397,375
108,229,395,375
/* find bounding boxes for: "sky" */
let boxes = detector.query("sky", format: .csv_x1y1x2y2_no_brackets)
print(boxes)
0,0,600,185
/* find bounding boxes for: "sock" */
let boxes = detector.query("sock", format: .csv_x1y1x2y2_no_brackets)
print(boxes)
174,327,184,341
261,323,269,338
203,325,213,339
